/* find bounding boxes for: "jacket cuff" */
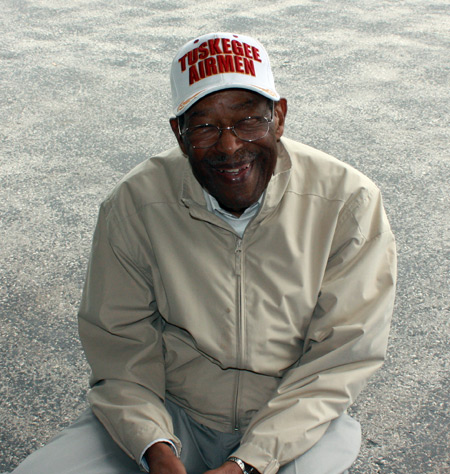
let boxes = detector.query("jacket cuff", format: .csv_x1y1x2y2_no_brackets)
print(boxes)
232,443,279,474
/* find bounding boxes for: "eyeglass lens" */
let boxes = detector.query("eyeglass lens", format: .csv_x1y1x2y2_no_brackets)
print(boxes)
187,116,270,149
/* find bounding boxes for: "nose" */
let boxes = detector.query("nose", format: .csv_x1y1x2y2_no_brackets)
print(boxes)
215,127,243,154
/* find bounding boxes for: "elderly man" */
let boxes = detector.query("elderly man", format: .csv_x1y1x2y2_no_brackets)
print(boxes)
11,33,396,474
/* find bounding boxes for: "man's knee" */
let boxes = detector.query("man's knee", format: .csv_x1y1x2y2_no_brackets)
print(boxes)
279,414,361,474
11,409,141,474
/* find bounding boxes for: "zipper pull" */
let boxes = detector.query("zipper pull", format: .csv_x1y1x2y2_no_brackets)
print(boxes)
235,239,242,276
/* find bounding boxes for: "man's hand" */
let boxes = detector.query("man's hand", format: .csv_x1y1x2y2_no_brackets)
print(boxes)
145,442,187,474
204,460,252,474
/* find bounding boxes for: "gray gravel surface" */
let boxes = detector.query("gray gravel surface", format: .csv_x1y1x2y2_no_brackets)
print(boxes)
1,1,449,473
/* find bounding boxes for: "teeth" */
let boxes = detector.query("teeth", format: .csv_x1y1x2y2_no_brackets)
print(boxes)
219,164,250,174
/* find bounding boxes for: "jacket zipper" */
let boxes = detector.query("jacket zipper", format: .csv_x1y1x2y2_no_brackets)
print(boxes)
233,238,243,431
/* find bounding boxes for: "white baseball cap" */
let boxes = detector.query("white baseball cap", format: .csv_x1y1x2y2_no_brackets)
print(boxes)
171,32,280,116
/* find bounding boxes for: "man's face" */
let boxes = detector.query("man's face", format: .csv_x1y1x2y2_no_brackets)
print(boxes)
170,90,287,216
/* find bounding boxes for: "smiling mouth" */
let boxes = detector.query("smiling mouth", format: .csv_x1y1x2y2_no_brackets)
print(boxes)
217,163,251,175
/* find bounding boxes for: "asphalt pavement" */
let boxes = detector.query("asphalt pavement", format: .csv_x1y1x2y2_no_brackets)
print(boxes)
1,1,449,473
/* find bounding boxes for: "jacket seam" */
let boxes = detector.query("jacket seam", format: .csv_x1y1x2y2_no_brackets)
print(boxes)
283,189,346,205
109,200,180,227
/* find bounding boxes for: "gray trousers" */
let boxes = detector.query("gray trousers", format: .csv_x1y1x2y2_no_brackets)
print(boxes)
11,399,361,474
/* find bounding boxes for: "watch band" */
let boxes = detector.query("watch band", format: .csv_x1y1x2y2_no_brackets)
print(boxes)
228,456,255,474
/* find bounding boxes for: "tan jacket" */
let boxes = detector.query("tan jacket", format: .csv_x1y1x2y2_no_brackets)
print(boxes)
78,137,397,474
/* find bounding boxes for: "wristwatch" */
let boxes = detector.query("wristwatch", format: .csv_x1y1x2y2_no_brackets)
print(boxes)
227,456,255,474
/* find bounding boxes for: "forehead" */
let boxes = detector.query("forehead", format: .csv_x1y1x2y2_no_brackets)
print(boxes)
184,89,268,121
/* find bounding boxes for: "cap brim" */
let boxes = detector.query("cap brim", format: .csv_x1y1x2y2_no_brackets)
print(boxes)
175,83,280,116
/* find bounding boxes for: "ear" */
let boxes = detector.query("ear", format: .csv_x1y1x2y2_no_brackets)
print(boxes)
170,117,188,154
274,98,287,140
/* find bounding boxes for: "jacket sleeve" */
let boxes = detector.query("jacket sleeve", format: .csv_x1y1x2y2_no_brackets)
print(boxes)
233,186,397,474
78,200,181,464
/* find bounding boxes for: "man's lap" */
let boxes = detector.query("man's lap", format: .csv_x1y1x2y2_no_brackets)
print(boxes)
11,400,360,474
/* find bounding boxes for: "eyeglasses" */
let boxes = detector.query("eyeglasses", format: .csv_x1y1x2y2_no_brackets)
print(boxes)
179,103,274,149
